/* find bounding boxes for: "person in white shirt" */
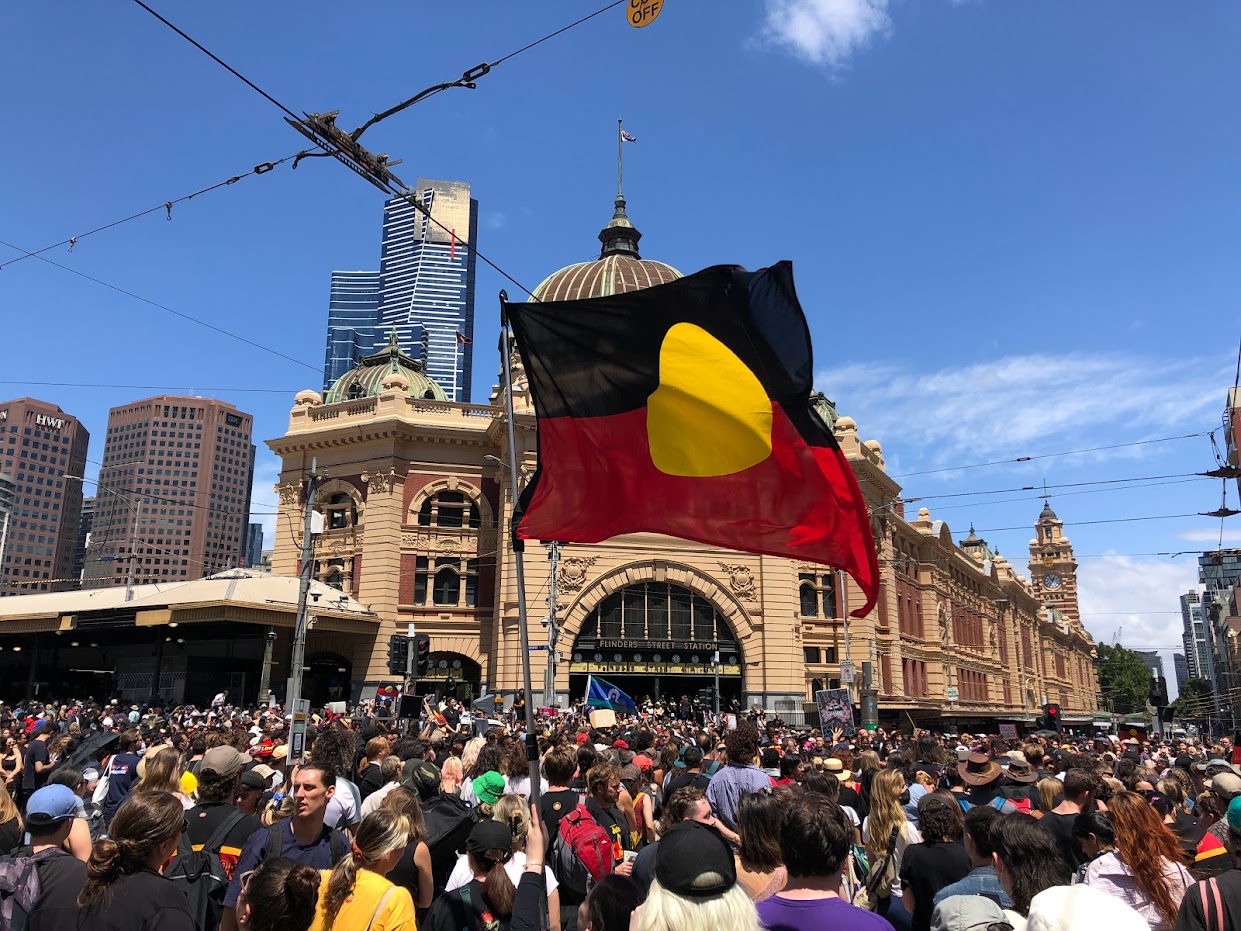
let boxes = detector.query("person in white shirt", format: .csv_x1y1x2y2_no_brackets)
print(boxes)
445,794,561,931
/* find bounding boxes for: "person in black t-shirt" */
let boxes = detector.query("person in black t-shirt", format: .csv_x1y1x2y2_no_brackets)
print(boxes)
180,746,262,882
540,745,581,834
21,722,56,807
357,735,390,801
1037,768,1097,870
101,728,142,824
663,747,711,800
23,785,88,931
900,795,971,931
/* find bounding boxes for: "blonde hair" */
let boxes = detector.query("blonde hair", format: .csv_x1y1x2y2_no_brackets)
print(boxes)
461,737,486,775
441,757,464,794
493,795,529,851
1037,777,1062,813
0,780,21,832
322,809,409,930
865,769,907,862
134,747,183,796
636,879,761,931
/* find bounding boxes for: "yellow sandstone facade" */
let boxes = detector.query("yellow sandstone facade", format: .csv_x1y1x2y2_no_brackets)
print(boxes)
266,197,1100,727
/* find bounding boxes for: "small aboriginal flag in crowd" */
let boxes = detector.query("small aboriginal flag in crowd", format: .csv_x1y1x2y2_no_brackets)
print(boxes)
505,262,879,616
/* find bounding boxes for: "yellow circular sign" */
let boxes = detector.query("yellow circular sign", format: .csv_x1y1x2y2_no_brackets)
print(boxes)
628,0,664,28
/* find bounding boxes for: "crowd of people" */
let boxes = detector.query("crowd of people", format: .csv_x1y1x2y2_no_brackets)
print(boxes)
0,693,1239,931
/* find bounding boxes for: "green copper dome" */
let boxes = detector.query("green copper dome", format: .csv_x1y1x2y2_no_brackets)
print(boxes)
324,330,448,404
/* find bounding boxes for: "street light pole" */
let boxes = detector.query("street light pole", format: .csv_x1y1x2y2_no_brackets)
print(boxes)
287,460,321,764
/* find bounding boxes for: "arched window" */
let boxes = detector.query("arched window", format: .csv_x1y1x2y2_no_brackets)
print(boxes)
799,580,818,617
578,582,735,645
417,491,481,529
412,556,480,607
322,493,357,531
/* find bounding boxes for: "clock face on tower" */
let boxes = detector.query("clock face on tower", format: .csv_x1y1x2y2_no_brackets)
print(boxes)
1043,572,1063,591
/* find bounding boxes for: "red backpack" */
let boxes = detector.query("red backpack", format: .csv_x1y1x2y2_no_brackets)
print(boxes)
552,803,614,896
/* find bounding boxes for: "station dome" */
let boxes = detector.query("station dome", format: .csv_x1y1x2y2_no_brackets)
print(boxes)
324,330,447,404
531,191,680,302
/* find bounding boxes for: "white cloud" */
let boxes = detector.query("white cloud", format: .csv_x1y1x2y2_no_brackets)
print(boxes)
819,352,1227,472
1077,553,1197,699
1177,528,1241,543
249,456,282,558
761,0,892,69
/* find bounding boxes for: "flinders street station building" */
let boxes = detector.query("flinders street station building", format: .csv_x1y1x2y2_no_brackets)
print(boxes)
265,192,1102,729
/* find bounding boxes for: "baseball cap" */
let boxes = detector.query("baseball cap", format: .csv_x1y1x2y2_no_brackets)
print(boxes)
26,785,78,828
655,821,737,898
403,761,442,801
466,820,513,860
199,746,248,779
932,895,1010,931
1227,796,1241,836
1026,883,1148,931
1211,772,1241,801
240,769,268,790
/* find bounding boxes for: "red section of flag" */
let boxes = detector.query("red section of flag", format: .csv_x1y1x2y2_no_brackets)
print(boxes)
450,228,456,260
518,403,878,616
455,331,472,345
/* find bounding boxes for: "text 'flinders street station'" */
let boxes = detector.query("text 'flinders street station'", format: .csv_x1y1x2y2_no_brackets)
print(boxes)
264,190,1101,728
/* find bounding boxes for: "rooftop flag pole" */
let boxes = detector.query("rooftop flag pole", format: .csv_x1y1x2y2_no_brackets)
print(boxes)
499,290,541,815
617,118,624,198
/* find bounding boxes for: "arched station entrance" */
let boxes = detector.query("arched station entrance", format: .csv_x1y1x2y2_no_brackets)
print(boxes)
415,652,482,702
568,581,744,708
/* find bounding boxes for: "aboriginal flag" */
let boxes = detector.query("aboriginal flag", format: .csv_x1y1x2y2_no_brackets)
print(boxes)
506,262,879,617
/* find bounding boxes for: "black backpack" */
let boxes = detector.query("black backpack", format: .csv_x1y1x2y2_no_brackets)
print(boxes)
165,809,247,931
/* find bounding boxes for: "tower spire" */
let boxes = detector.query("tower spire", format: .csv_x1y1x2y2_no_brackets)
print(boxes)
599,119,642,259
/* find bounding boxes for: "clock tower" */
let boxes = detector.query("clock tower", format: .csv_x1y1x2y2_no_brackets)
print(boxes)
1029,501,1080,628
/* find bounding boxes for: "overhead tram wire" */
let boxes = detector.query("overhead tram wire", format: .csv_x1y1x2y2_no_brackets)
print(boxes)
904,476,1205,514
0,380,295,395
890,430,1213,478
129,0,630,302
971,512,1203,533
0,237,321,374
902,471,1210,504
0,152,304,271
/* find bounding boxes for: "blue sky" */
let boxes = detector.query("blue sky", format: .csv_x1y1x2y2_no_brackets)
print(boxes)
3,0,1239,695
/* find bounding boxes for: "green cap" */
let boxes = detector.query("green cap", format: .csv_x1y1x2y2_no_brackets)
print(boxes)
1226,795,1241,836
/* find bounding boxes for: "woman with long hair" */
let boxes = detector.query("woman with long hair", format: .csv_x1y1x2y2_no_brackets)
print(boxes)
234,857,321,931
1155,778,1199,865
446,795,562,930
424,819,519,931
0,776,23,854
77,790,194,929
0,737,21,797
134,745,193,808
734,790,787,902
861,768,920,931
1082,790,1191,930
380,786,434,909
309,808,415,931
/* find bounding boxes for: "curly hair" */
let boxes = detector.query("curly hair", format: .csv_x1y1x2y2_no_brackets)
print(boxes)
917,794,964,842
723,723,760,766
240,857,321,931
1107,791,1185,926
309,726,357,782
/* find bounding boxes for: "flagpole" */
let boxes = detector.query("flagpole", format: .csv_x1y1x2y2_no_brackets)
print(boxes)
617,118,623,198
499,291,542,817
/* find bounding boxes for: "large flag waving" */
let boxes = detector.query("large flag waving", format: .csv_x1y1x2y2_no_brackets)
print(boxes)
506,262,879,617
586,676,637,712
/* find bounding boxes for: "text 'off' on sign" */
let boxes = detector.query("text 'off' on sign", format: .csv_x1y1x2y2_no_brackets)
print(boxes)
628,0,663,28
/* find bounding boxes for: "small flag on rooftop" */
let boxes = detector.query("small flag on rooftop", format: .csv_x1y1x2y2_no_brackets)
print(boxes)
620,129,637,143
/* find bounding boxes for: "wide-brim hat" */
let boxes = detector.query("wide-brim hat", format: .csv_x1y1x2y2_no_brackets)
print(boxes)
958,753,1002,786
824,758,852,782
1006,759,1037,783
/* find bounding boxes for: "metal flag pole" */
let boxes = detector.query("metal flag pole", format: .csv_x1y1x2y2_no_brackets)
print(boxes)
499,291,542,815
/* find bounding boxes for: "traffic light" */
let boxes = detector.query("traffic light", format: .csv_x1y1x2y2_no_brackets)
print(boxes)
1043,703,1061,732
386,635,409,676
415,634,431,678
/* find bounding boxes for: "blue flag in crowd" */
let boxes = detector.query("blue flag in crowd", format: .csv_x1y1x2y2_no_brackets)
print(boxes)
586,675,637,712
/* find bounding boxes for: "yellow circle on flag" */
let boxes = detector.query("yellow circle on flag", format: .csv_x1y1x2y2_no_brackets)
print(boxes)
628,0,664,29
647,322,773,477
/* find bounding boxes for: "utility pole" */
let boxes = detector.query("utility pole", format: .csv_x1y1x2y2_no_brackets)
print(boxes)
543,542,561,709
287,460,321,764
713,649,721,718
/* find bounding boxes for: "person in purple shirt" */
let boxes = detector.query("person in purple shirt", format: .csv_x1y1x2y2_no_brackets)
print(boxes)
705,723,774,832
757,792,895,931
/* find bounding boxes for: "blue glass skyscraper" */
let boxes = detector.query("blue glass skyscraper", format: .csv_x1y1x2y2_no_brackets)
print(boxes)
322,179,478,401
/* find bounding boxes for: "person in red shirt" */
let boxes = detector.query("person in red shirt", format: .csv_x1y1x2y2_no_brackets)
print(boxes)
775,754,804,787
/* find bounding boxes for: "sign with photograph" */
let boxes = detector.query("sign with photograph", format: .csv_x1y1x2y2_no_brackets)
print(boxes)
815,688,856,737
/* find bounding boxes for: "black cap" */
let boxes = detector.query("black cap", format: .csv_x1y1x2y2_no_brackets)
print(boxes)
655,821,737,898
466,820,513,861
